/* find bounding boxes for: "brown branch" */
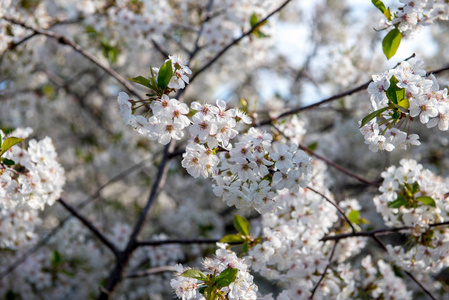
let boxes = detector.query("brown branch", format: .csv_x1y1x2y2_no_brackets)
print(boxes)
151,39,169,58
188,0,292,84
1,16,143,100
0,157,151,280
137,238,220,247
309,240,338,299
126,265,177,279
321,221,449,242
98,141,176,300
258,60,449,127
298,143,380,187
370,236,436,300
57,198,120,258
307,187,356,233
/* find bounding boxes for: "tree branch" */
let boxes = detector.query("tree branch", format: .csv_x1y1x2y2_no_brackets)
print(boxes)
321,221,449,241
298,143,380,187
137,238,220,247
370,236,436,300
1,16,143,100
126,265,177,279
258,61,449,126
309,240,338,299
57,198,120,258
98,141,176,299
188,0,292,84
307,187,356,233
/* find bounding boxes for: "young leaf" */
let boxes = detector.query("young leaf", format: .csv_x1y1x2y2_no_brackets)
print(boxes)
51,250,62,269
416,196,436,208
386,76,404,104
371,0,386,14
233,215,250,236
360,106,390,128
398,98,409,109
388,196,407,209
0,137,23,157
219,234,245,244
128,76,155,90
250,13,258,27
382,28,402,60
181,269,208,281
0,158,15,166
347,210,360,223
384,7,392,20
157,59,173,89
307,141,318,151
215,268,238,288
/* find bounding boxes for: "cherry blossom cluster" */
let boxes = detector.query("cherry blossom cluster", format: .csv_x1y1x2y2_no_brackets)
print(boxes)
118,56,191,145
374,159,449,273
376,0,449,38
0,128,65,249
119,55,313,214
181,99,250,178
355,255,412,299
247,164,366,299
360,59,448,152
211,129,313,214
170,245,258,300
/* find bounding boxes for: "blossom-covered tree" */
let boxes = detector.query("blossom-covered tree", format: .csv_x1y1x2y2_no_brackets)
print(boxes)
1,0,449,299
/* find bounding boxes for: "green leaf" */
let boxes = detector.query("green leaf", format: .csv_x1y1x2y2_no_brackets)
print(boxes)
307,141,318,151
416,196,436,208
203,286,214,299
0,137,23,157
382,28,402,60
198,286,206,295
411,182,420,194
371,0,386,14
0,158,15,166
128,76,155,90
384,7,392,20
388,196,407,209
392,264,404,278
386,76,405,104
250,13,258,27
360,106,390,128
398,98,409,109
215,268,238,288
157,59,173,89
51,250,62,269
219,234,245,244
347,210,360,223
181,269,208,281
233,215,250,236
249,13,269,39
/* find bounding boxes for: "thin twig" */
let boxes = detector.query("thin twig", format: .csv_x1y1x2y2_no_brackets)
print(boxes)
309,241,338,299
189,0,292,84
307,187,356,233
126,265,177,279
0,156,151,279
98,141,176,300
258,60,449,126
298,143,380,187
57,199,120,258
1,16,143,100
151,39,170,58
321,221,449,242
370,236,436,300
137,238,220,247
